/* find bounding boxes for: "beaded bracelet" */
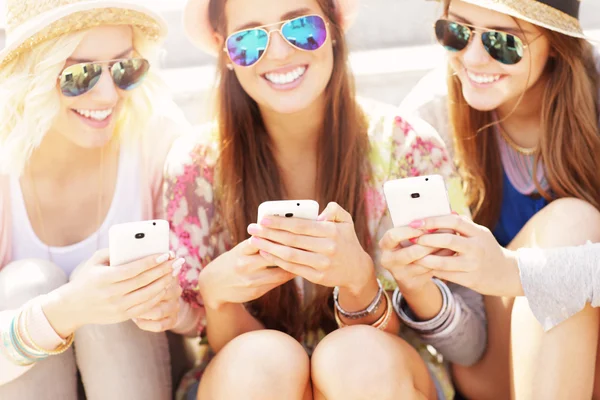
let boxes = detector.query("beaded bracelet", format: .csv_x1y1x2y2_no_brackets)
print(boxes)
333,279,384,320
21,305,74,356
1,312,38,366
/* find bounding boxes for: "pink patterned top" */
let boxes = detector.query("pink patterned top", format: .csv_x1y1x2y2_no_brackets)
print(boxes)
164,99,478,399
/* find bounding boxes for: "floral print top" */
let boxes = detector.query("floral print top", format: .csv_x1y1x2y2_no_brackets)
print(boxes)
164,99,477,399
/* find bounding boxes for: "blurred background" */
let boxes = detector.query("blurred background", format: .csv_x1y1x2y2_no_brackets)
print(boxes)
2,0,600,125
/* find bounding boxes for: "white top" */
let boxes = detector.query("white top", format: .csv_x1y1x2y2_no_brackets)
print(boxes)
9,148,142,276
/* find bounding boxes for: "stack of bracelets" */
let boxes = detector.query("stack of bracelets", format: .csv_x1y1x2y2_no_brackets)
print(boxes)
333,277,457,335
333,279,394,331
392,278,458,337
0,303,74,366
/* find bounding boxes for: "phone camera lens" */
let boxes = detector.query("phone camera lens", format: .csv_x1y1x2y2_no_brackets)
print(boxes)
297,203,300,206
153,222,156,226
425,178,429,182
285,213,294,218
411,193,421,199
135,233,145,239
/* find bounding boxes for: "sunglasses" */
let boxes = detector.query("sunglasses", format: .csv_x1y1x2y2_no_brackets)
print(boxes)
434,19,535,65
58,58,150,97
224,14,329,67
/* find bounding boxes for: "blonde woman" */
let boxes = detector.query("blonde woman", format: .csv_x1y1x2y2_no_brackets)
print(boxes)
0,1,192,398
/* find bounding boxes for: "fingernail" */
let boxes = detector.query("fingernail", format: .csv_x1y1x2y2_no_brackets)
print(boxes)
132,318,139,323
317,214,326,222
156,253,170,264
452,211,459,215
260,218,272,226
409,238,418,244
247,224,259,234
427,229,438,234
172,258,185,271
169,251,175,259
260,250,271,258
172,266,182,277
409,220,424,229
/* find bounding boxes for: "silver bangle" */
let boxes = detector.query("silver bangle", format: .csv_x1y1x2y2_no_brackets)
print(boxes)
333,279,384,320
392,278,456,334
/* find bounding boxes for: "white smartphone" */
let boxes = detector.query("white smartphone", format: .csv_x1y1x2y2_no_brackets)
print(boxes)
108,220,170,266
257,200,320,222
383,175,452,228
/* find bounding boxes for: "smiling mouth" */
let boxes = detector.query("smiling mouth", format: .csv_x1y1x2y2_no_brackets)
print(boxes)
263,66,308,85
466,70,503,85
72,108,114,122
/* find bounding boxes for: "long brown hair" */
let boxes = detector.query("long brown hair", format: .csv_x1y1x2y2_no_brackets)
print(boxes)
443,1,600,227
208,0,371,338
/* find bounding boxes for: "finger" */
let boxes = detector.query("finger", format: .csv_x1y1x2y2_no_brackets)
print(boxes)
413,214,480,237
249,268,296,286
317,202,352,223
250,237,329,270
380,244,437,270
122,273,173,310
89,249,110,266
124,285,166,319
109,252,175,282
259,251,324,284
431,270,469,287
238,238,260,256
258,216,334,238
136,299,180,321
379,227,426,250
133,315,177,333
115,258,181,294
415,254,469,272
412,233,471,254
248,224,330,253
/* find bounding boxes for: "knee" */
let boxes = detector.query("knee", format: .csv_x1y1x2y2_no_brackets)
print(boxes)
206,330,309,396
312,326,416,398
530,198,600,245
0,259,67,309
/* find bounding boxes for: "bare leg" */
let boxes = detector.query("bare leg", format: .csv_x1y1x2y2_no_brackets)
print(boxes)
311,325,437,400
197,330,311,400
0,259,78,400
509,198,600,400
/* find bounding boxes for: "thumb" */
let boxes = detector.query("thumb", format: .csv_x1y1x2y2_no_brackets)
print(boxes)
317,202,352,223
90,249,110,266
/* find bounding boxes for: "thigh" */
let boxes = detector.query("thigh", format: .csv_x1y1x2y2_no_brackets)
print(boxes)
75,321,171,400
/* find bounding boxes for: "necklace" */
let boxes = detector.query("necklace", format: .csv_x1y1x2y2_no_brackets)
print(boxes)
498,124,537,156
28,147,105,263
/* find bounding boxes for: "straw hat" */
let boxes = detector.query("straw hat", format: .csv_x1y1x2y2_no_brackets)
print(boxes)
437,0,586,39
0,0,168,69
183,0,359,56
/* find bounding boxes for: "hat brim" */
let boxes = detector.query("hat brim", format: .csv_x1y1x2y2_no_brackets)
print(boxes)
0,1,168,68
183,0,359,57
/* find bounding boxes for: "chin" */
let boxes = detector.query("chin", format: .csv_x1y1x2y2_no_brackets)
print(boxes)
462,92,504,112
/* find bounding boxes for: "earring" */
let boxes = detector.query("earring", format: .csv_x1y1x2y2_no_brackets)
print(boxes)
226,63,234,71
332,39,337,46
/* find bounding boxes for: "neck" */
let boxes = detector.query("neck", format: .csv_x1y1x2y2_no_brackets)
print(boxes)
260,98,325,199
496,74,548,149
27,129,115,179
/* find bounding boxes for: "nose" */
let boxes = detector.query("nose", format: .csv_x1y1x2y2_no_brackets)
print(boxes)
461,33,494,68
88,65,119,104
264,30,294,62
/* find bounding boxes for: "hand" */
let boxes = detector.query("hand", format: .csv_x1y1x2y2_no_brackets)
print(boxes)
46,250,184,336
409,214,523,296
197,239,295,310
379,226,438,294
248,202,375,294
133,276,183,332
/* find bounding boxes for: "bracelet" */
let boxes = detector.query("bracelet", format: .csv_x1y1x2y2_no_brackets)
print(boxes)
10,310,47,364
333,279,384,320
1,312,38,366
335,289,393,331
21,305,74,356
392,278,456,335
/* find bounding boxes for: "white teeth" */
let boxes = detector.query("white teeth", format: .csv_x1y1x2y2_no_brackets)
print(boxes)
467,70,501,84
265,66,307,85
74,108,113,121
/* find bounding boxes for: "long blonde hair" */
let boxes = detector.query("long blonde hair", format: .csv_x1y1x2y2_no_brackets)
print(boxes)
442,1,600,227
0,26,173,176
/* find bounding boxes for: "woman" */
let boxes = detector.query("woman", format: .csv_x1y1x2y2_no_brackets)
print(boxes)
402,0,600,398
166,0,487,398
0,0,190,398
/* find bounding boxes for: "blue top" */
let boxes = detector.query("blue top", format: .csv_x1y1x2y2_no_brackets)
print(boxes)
492,170,549,247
